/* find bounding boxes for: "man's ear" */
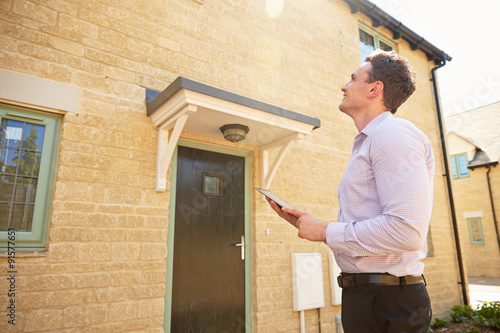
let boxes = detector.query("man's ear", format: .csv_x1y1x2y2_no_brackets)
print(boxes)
368,81,384,98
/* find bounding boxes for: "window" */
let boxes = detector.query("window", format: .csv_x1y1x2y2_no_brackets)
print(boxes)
359,25,394,63
203,172,222,196
468,218,484,246
450,153,470,179
0,105,61,250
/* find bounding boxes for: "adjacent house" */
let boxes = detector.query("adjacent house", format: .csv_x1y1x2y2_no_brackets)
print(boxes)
446,101,500,278
0,0,467,331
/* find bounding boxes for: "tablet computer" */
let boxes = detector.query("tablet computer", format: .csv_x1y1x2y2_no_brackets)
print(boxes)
255,187,296,209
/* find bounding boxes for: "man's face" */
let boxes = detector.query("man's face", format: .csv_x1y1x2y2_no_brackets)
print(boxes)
339,62,374,115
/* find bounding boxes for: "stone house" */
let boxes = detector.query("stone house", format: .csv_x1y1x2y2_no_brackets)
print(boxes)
446,102,500,279
0,0,467,331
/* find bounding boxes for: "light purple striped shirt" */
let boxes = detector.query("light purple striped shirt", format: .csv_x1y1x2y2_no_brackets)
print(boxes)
326,111,435,277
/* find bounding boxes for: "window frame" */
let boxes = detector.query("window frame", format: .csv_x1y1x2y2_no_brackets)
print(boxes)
450,153,470,179
468,217,485,246
0,105,62,250
358,23,396,63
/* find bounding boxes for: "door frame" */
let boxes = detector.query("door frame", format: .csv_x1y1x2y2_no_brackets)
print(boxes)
163,139,253,332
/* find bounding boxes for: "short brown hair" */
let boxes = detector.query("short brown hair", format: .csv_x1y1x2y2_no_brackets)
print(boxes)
365,50,416,114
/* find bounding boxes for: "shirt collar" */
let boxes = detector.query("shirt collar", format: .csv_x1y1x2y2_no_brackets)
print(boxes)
360,111,392,137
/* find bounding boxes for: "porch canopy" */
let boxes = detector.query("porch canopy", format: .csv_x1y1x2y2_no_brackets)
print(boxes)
146,77,320,192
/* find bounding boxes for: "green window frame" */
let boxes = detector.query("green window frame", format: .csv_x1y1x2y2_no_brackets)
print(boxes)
0,105,62,250
359,24,395,63
468,217,485,246
450,153,470,179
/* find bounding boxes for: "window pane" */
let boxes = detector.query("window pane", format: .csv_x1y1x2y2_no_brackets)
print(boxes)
10,203,34,232
2,148,19,174
0,177,14,201
22,123,45,152
457,154,469,177
17,151,41,177
450,156,457,178
359,29,374,47
0,203,10,230
205,176,220,194
360,42,375,62
203,173,222,196
470,218,484,244
379,40,393,52
14,177,37,204
0,119,23,148
359,29,375,62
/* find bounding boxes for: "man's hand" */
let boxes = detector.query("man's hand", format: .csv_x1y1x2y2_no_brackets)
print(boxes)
265,197,328,242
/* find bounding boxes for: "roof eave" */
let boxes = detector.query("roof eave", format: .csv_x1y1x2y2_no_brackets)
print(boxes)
344,0,452,64
469,161,500,170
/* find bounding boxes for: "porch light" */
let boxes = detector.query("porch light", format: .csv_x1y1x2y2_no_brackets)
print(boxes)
219,124,249,142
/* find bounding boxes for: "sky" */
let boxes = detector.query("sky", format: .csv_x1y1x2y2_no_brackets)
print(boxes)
369,0,500,117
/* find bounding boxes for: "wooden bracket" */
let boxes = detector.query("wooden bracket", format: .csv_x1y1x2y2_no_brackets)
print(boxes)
261,133,303,195
155,105,197,192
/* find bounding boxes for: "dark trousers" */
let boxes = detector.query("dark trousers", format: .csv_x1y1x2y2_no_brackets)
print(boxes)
341,283,432,333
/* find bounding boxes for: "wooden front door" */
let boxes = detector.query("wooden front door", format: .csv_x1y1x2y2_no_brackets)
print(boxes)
171,145,246,332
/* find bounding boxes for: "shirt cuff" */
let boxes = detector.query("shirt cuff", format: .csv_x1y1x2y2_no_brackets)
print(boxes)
326,222,350,254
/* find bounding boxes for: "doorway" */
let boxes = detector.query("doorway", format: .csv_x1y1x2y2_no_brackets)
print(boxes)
165,141,252,332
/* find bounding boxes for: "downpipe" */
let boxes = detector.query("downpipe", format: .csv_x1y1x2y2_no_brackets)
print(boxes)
486,165,500,252
431,55,469,305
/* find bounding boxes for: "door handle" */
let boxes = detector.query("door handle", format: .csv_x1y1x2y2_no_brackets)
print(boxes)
232,235,245,260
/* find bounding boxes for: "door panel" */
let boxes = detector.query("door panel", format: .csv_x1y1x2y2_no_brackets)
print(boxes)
171,146,245,332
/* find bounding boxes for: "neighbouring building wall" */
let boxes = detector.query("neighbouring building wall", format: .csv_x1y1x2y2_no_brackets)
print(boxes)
447,133,476,162
0,0,463,331
446,125,500,279
451,165,500,278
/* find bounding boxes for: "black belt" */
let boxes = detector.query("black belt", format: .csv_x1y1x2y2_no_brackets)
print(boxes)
337,273,426,288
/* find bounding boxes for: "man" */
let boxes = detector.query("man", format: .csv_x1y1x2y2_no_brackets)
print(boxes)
266,50,434,333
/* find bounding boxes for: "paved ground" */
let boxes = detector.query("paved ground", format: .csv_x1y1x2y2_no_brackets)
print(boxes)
468,276,500,309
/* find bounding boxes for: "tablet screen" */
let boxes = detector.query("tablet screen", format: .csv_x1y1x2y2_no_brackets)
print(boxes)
255,187,296,209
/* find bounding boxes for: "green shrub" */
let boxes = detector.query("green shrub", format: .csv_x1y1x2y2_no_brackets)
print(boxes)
450,304,474,323
472,301,500,329
428,302,500,332
429,317,449,329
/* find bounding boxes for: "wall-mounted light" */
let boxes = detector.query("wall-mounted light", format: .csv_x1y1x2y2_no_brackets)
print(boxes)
219,124,249,143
